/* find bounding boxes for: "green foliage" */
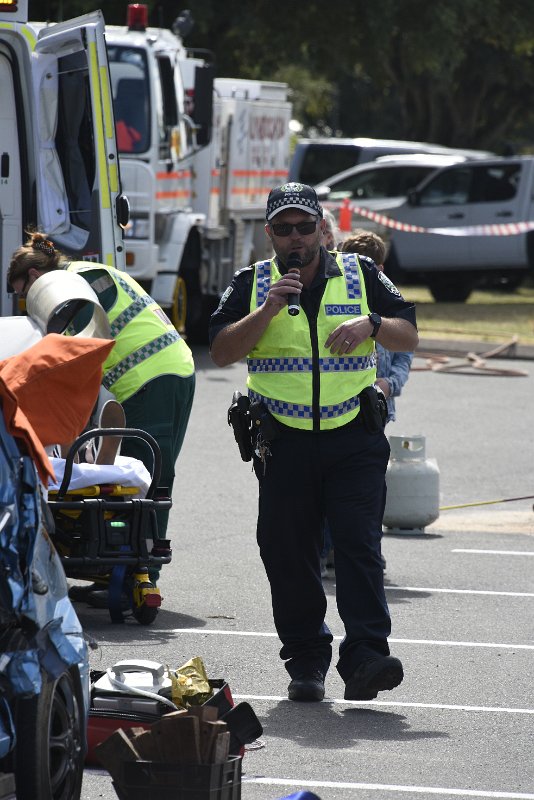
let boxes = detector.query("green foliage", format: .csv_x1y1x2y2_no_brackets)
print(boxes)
27,0,534,151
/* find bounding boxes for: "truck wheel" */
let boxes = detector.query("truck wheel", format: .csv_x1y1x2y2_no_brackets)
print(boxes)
428,275,473,303
13,667,85,800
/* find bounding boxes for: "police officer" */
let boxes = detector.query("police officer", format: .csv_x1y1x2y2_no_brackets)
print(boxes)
8,232,195,582
209,183,418,702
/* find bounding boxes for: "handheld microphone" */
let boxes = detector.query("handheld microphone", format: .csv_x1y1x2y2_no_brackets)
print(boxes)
286,252,302,316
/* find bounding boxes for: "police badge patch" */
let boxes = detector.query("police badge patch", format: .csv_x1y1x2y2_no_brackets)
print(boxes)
377,270,402,296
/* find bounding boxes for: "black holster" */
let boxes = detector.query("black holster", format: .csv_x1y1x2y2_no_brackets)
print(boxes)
358,385,388,433
249,400,281,443
227,391,253,462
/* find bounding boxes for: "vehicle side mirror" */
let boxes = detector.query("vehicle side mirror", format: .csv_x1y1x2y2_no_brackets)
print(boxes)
315,185,330,201
192,63,215,147
407,189,419,206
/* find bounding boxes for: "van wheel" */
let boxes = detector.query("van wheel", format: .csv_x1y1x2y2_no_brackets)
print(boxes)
428,275,473,303
14,667,85,800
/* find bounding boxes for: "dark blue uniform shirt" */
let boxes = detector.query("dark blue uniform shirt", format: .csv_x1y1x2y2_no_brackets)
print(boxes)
209,247,417,345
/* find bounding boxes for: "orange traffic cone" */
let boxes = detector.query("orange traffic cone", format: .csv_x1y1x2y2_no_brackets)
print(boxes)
339,197,352,232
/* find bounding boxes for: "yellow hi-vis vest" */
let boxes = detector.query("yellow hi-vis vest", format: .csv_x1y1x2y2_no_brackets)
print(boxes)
67,262,194,402
247,252,376,431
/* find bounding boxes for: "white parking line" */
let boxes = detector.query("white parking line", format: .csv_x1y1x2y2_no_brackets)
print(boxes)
389,587,534,597
452,549,534,556
235,693,534,715
243,777,534,799
169,628,534,650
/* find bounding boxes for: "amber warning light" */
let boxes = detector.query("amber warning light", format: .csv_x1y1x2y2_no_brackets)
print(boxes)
127,3,148,31
0,0,18,11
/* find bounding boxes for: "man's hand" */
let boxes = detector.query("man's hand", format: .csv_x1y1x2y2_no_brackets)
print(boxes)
325,316,418,354
211,272,304,367
375,378,391,398
264,272,303,316
325,317,373,355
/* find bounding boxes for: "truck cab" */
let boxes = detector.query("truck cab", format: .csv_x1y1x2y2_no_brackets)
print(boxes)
104,6,213,317
105,6,291,341
0,0,128,317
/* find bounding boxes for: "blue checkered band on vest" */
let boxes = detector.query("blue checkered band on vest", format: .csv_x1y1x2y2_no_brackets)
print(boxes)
110,293,154,337
341,253,362,299
247,354,376,373
255,260,272,307
255,254,361,304
248,390,360,420
102,330,181,389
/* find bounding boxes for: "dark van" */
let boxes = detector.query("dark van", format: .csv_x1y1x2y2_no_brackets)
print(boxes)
289,137,493,186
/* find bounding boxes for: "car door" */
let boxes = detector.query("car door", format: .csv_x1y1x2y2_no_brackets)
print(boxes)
322,164,440,241
391,164,473,270
0,38,26,316
465,161,525,267
33,12,127,268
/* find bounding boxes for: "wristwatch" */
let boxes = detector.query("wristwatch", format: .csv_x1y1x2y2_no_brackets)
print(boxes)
368,312,382,338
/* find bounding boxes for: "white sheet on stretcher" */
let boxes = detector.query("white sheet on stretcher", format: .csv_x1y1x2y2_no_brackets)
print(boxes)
48,455,152,499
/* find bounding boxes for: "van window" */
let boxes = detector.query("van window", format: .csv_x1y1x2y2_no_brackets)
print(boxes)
298,145,363,186
418,163,521,207
470,164,520,203
328,165,435,201
55,50,95,232
418,168,472,206
108,46,150,154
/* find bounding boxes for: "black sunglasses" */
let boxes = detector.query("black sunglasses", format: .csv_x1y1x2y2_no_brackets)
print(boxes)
270,220,318,237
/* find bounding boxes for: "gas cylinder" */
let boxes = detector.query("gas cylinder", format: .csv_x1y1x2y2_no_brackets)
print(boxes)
383,435,440,535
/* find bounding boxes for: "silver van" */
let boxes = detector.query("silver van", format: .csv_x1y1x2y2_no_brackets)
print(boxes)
288,137,493,187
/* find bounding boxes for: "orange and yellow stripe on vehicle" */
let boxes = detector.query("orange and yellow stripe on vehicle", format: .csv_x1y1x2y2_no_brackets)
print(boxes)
156,169,192,201
230,169,288,200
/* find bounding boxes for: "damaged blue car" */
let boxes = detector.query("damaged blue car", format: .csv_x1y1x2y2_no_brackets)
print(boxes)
0,404,89,800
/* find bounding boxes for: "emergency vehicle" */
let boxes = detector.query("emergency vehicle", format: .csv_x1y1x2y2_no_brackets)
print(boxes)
104,5,292,340
0,0,128,319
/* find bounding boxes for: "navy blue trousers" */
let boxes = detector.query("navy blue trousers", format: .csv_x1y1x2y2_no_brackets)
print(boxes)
254,416,391,682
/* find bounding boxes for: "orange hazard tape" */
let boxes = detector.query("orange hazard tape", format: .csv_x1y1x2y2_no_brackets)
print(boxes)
326,199,534,237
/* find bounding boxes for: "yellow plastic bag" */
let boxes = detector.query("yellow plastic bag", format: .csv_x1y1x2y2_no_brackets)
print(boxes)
169,656,213,708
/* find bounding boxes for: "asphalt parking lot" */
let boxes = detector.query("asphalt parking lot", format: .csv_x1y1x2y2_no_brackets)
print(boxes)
79,342,534,800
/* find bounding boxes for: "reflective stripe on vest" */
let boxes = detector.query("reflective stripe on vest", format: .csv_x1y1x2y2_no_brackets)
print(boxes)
67,262,194,401
102,330,182,390
247,252,375,430
247,355,376,373
249,389,360,420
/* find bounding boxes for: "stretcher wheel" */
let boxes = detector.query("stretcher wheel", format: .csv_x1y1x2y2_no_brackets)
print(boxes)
132,603,159,625
126,573,161,625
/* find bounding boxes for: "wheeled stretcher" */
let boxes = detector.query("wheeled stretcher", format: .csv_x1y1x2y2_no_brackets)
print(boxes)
47,427,172,624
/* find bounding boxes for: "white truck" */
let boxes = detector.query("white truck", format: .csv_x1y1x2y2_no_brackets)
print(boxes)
0,0,128,318
343,156,534,302
104,5,292,340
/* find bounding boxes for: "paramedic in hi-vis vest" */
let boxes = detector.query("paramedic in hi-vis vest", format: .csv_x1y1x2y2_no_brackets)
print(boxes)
209,183,418,704
8,233,195,583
